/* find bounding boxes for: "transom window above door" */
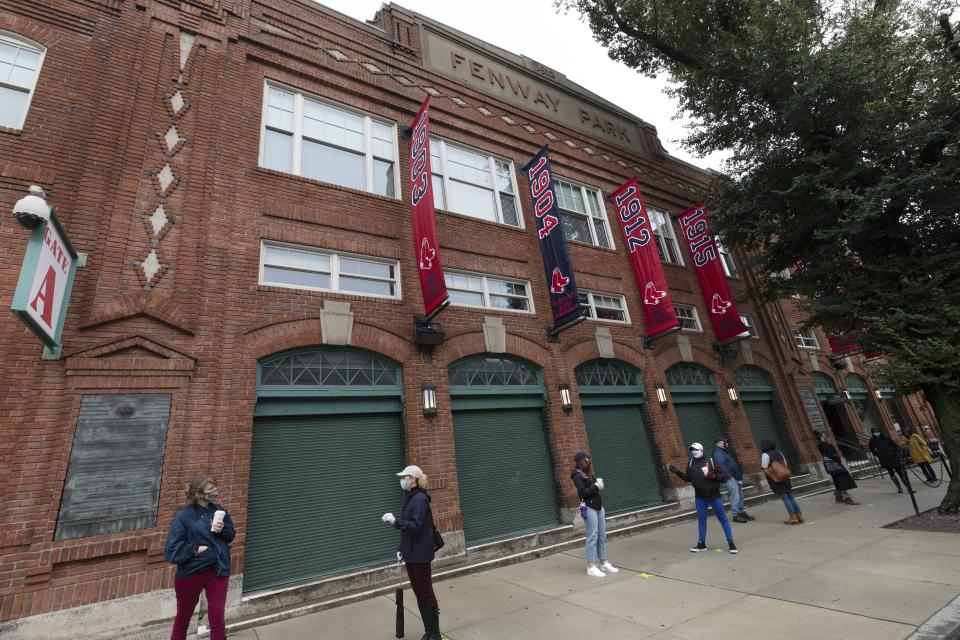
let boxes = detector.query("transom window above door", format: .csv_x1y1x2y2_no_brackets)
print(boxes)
260,82,399,198
430,139,522,228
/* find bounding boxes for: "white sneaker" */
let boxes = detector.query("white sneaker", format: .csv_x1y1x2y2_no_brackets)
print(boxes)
586,566,606,577
600,561,619,573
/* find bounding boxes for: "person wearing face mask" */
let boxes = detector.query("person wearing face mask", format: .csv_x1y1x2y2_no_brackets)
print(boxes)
164,475,236,640
669,443,738,554
381,465,441,640
869,428,908,492
571,451,619,577
713,437,753,523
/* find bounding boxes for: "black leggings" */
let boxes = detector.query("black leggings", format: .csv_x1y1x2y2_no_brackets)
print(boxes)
917,461,937,482
405,562,438,607
882,464,908,488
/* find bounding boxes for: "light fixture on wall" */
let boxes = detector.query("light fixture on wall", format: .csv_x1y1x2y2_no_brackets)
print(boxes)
727,385,739,404
422,383,437,417
655,383,668,407
559,384,573,413
842,389,852,400
874,389,882,400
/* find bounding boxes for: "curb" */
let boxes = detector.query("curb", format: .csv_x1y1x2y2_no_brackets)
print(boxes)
909,593,960,640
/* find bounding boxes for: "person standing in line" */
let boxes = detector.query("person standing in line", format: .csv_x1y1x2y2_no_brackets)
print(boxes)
571,451,620,577
760,439,803,524
164,476,236,640
869,428,909,492
906,428,938,482
382,465,442,640
669,443,738,554
815,431,859,504
713,437,753,523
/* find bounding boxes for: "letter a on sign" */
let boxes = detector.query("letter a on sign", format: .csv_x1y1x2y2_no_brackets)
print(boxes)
11,211,79,349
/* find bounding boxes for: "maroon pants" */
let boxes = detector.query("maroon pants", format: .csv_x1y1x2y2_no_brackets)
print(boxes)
171,569,228,640
405,562,438,607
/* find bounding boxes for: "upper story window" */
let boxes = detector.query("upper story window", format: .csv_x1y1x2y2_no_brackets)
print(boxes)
260,83,399,198
739,313,758,338
675,303,702,331
444,270,533,312
0,33,44,130
578,290,629,323
648,208,684,265
716,237,738,278
553,179,612,248
793,327,819,349
260,241,400,299
430,139,522,227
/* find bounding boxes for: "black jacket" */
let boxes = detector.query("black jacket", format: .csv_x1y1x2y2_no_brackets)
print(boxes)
164,503,236,578
394,488,436,564
672,458,722,500
869,434,901,468
572,470,602,511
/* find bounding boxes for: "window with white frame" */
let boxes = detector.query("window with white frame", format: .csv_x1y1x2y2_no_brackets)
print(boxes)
444,270,532,312
578,290,628,323
260,83,398,197
260,242,399,298
739,313,758,338
430,139,521,227
648,208,684,265
793,328,819,349
716,237,738,278
553,179,612,248
0,33,44,130
675,304,702,331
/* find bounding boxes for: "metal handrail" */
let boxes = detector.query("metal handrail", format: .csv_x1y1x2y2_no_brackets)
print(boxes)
833,435,883,477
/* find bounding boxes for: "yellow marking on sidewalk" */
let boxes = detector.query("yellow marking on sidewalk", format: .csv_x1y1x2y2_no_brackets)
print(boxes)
636,572,655,579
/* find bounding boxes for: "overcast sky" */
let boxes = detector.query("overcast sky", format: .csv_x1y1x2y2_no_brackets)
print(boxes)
314,0,730,171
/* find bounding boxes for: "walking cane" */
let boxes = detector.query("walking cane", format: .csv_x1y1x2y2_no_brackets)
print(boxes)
395,552,404,638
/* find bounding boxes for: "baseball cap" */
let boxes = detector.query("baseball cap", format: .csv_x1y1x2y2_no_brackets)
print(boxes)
574,451,590,463
396,465,424,478
688,442,704,452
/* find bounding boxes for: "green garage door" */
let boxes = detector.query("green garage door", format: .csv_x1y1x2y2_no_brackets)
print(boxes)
245,414,402,591
245,348,403,593
736,366,799,470
576,360,663,514
582,405,663,513
449,356,557,545
453,408,558,543
667,363,725,450
674,402,724,450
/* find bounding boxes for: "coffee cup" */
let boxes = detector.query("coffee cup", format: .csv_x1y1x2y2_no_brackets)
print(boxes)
212,510,225,531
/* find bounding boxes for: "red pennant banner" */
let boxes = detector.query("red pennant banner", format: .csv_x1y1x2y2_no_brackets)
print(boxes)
610,177,679,338
678,204,748,342
408,96,448,319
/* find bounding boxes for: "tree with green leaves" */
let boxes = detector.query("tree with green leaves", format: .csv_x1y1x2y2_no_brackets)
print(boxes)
561,0,960,511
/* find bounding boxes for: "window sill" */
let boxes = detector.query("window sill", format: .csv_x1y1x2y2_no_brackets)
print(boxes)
256,284,404,305
568,238,617,253
0,125,22,136
436,207,527,233
661,260,688,270
584,317,631,326
253,166,402,205
446,303,535,316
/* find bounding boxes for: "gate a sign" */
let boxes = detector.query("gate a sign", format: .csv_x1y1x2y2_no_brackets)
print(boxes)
10,210,79,349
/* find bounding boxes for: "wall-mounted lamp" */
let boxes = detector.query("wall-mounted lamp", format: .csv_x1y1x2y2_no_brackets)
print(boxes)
874,389,882,400
655,383,668,407
559,384,573,413
727,385,739,404
842,389,852,400
422,383,437,417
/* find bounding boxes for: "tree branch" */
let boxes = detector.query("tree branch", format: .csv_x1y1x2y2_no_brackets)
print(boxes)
601,0,705,70
941,13,960,63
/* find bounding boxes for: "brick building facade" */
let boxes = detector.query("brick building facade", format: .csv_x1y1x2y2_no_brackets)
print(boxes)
0,1,938,637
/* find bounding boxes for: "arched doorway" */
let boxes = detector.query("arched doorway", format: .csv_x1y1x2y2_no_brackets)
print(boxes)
245,348,404,592
845,373,883,436
575,360,664,513
448,355,557,544
734,366,799,470
666,363,725,450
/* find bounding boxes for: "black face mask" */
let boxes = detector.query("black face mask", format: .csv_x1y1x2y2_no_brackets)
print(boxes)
203,490,220,502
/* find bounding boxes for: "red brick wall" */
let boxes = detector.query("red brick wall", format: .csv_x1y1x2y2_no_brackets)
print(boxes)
0,0,859,622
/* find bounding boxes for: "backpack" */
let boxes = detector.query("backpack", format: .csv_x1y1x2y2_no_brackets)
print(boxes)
765,451,792,483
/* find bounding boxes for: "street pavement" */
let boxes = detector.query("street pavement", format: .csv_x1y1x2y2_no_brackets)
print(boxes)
232,476,955,640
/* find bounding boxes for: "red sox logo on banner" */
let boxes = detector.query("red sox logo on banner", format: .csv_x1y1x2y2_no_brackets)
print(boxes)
419,237,436,271
678,204,748,342
551,267,570,294
644,281,668,305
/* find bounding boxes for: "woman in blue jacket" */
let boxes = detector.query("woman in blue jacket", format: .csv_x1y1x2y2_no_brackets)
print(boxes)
382,464,441,640
164,475,236,640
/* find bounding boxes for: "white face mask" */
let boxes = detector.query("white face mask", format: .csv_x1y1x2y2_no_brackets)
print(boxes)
400,478,409,490
691,450,704,459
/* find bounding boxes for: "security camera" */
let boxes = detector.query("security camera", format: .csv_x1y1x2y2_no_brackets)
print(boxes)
13,186,52,229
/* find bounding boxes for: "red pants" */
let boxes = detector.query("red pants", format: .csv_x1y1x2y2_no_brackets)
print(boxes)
405,562,438,607
171,569,228,640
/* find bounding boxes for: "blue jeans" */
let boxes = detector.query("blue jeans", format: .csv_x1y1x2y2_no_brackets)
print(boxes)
584,506,607,564
779,492,800,514
724,477,744,515
695,497,734,543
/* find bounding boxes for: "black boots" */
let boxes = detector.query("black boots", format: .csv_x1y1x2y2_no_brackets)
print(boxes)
418,603,441,640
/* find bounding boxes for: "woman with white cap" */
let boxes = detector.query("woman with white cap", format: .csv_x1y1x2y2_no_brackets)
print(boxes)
381,465,442,640
668,442,738,554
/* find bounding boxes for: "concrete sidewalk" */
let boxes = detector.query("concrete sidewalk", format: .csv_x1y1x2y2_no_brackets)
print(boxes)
232,477,956,640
